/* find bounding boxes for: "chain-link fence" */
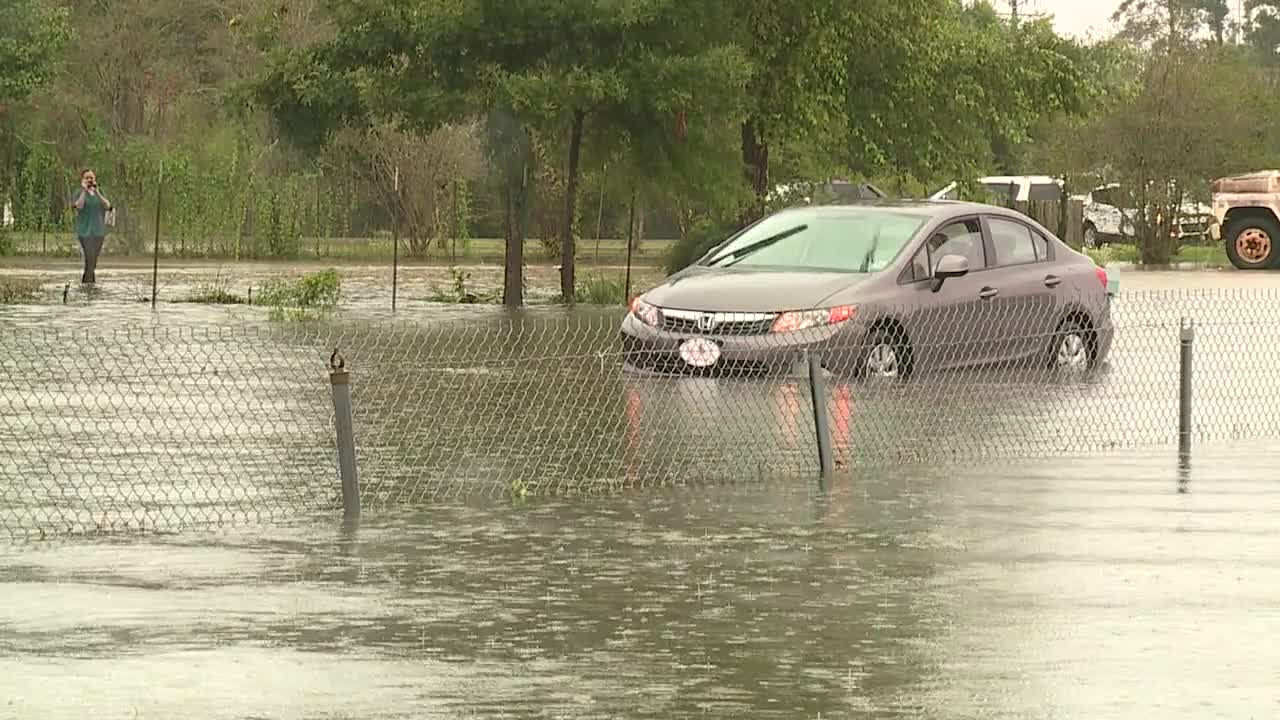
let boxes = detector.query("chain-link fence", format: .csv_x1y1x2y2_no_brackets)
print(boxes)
2,288,1279,539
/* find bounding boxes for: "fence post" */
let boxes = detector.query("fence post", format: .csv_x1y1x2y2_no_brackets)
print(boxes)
806,351,834,476
1178,318,1194,461
391,166,400,313
329,349,360,521
151,159,164,309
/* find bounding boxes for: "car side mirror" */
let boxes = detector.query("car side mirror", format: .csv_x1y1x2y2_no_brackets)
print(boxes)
931,254,969,292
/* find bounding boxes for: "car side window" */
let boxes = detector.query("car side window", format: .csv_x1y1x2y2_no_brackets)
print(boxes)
1031,230,1049,261
987,217,1042,267
929,219,986,269
905,219,986,282
908,247,930,281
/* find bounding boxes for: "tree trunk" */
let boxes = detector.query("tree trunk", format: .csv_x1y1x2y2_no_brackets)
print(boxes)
503,177,525,308
594,163,607,262
624,191,646,251
560,109,585,302
635,197,646,249
740,120,769,226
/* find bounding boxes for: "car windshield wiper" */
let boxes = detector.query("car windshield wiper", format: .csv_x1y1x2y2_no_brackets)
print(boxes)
703,224,808,267
858,227,882,273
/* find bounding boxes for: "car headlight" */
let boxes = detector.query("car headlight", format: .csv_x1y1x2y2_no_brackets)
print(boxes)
770,305,857,333
629,297,661,327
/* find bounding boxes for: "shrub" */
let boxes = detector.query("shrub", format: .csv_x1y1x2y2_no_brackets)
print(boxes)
256,268,342,320
179,269,246,304
0,277,43,303
574,273,626,305
663,216,737,275
429,266,495,304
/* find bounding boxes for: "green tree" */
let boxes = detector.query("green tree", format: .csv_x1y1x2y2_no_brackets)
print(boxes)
1113,0,1231,49
844,2,1089,185
0,0,71,105
1079,46,1277,264
255,0,749,306
1245,1,1280,61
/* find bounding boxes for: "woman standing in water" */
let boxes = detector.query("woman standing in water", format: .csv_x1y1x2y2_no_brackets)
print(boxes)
71,168,112,285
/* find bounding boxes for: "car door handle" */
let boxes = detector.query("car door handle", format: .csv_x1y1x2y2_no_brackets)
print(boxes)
978,287,999,299
1044,275,1062,288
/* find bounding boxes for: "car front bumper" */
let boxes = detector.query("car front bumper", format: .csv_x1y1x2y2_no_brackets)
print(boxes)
619,313,858,376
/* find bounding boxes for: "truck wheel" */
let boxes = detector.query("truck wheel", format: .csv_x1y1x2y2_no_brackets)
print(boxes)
1224,215,1280,270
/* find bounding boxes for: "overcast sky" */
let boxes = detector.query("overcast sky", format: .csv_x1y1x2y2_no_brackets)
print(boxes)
1039,0,1119,39
1032,0,1247,39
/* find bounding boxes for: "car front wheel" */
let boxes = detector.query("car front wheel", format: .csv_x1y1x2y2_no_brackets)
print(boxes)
858,327,912,381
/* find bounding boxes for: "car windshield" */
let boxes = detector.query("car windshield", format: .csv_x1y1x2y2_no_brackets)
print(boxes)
699,208,926,272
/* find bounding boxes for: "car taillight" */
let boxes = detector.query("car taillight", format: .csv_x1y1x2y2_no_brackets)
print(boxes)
629,297,660,327
1095,266,1108,290
770,305,858,333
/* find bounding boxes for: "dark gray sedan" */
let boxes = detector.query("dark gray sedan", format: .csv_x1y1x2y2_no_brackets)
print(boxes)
620,201,1114,378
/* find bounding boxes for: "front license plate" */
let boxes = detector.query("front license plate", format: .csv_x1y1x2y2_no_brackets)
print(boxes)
679,338,721,368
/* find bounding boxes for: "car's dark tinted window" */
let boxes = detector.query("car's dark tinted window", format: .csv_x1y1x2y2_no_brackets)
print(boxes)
988,217,1043,266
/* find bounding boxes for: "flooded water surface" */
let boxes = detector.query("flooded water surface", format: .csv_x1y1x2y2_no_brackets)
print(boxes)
4,266,1280,717
2,446,1278,719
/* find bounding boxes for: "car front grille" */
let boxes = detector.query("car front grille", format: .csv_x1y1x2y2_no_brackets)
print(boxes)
660,310,777,337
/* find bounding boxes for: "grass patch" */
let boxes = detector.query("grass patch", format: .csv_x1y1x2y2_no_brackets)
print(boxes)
574,273,627,305
256,268,342,320
0,277,42,303
1083,243,1228,268
428,267,497,304
1084,244,1139,266
178,270,247,304
1176,244,1229,267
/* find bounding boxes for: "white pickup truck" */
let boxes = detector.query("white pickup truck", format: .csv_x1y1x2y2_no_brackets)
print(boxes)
1080,183,1216,249
929,177,1217,249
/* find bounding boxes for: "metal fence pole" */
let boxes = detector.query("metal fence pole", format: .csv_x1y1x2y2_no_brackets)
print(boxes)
151,160,164,309
329,349,360,521
391,166,400,313
806,351,834,476
1179,318,1194,461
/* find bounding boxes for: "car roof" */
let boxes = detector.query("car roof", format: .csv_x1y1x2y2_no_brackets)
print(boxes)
776,199,1019,218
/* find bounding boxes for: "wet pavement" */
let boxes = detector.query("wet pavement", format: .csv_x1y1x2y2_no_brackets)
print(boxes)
1,444,1277,719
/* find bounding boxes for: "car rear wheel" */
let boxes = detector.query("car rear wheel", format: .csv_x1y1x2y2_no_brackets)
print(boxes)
1224,214,1280,270
1048,317,1095,372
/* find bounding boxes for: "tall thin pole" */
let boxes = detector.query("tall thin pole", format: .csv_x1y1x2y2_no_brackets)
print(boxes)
391,165,400,313
1178,319,1195,462
151,159,164,309
624,188,636,301
595,163,607,264
329,350,360,523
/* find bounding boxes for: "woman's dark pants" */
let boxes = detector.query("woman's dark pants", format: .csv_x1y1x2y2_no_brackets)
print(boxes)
78,235,103,284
